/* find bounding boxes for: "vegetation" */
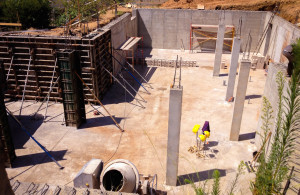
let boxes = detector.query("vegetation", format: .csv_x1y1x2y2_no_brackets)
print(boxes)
0,0,127,28
211,170,221,195
0,0,51,29
227,161,246,195
252,39,300,194
184,162,245,195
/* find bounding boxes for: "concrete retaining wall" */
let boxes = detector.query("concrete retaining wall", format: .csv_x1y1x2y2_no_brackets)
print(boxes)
102,13,138,75
263,12,300,64
134,9,267,51
255,63,288,148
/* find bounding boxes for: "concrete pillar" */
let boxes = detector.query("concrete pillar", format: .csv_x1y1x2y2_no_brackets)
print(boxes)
225,37,241,101
230,59,251,141
213,18,225,77
166,86,183,186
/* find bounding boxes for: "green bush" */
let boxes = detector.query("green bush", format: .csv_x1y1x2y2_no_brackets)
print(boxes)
1,0,51,29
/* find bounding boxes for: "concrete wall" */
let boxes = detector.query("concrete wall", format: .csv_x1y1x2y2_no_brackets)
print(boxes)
255,63,288,148
263,12,300,64
134,9,267,51
102,13,138,75
135,0,168,5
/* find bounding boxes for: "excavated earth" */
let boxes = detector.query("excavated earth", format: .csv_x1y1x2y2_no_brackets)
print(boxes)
161,0,300,24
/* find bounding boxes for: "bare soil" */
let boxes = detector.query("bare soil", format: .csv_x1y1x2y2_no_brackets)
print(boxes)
15,7,132,37
161,0,300,24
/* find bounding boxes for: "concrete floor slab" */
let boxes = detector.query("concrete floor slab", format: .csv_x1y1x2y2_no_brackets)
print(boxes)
6,50,266,194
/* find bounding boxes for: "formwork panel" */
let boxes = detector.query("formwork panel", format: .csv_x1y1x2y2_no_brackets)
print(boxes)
0,61,16,168
0,29,113,103
58,50,86,128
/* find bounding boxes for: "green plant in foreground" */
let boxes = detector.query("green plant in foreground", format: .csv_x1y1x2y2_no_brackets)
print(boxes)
251,97,274,194
253,38,300,194
227,161,246,195
212,170,221,195
184,178,208,195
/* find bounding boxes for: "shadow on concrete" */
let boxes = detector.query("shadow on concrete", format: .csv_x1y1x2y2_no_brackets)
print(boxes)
239,132,256,141
142,48,153,58
102,66,157,105
12,150,67,168
177,169,226,186
219,73,229,77
80,116,124,129
203,141,219,150
245,95,262,99
143,66,157,82
8,115,43,149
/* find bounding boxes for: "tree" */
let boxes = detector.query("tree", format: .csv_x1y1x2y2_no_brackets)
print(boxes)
1,0,51,29
18,0,51,29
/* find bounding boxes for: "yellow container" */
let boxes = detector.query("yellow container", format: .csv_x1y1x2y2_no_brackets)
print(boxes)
192,124,201,134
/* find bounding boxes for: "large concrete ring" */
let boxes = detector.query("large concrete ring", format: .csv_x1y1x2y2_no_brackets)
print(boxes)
100,159,140,193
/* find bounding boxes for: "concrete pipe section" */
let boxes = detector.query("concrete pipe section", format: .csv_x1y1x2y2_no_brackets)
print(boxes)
100,159,140,193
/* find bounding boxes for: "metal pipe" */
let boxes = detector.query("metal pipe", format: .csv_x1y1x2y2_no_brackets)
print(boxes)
32,76,60,119
75,72,124,132
101,65,145,109
19,55,32,116
107,51,150,94
118,73,147,103
6,55,14,81
6,107,64,169
44,57,58,121
114,50,152,88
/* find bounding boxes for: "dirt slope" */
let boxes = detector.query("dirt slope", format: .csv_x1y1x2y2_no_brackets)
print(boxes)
161,0,300,24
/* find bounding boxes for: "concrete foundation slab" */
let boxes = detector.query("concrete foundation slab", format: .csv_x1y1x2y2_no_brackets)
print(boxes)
5,51,266,194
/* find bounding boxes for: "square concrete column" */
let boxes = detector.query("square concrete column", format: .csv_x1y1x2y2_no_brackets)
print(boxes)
225,37,241,101
166,86,183,186
230,59,251,141
213,18,225,77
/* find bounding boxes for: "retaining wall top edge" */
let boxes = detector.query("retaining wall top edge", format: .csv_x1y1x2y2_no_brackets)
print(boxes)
136,8,270,14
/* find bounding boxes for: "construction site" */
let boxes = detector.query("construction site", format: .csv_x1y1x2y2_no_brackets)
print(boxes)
0,1,300,195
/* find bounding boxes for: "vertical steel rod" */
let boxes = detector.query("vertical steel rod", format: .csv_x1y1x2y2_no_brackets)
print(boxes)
7,108,64,169
75,72,124,132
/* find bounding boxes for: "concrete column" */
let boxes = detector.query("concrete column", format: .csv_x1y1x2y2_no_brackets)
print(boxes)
213,18,225,77
230,59,251,141
166,86,183,186
225,37,241,101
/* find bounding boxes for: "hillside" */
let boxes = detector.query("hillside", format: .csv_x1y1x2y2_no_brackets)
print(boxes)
161,0,300,24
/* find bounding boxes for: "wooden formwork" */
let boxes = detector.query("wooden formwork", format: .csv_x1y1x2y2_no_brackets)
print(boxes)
0,29,113,104
58,50,86,128
0,61,16,167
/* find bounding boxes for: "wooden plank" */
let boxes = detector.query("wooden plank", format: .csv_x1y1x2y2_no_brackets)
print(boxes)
191,24,235,28
0,23,22,27
119,37,135,50
123,37,141,51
